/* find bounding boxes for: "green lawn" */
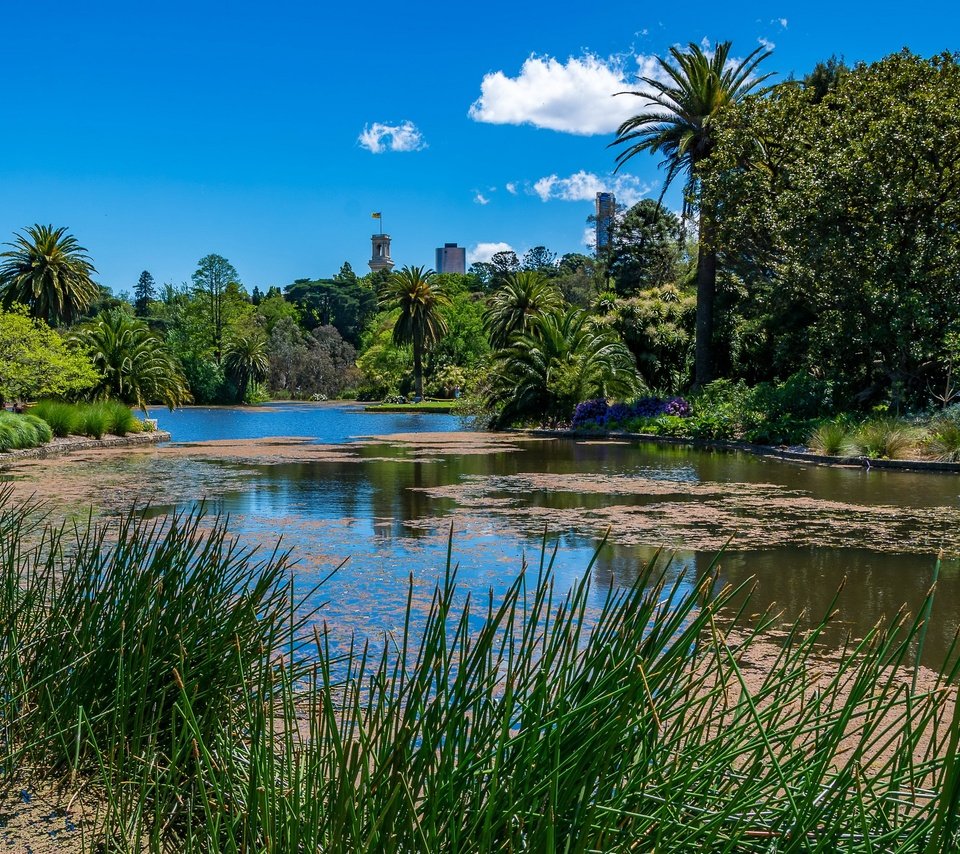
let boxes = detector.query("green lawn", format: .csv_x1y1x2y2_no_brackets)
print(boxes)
363,400,457,413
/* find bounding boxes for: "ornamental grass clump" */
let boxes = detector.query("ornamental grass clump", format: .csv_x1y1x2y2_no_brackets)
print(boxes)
29,398,78,436
852,417,920,459
808,419,854,456
927,419,960,462
100,398,140,436
0,411,52,451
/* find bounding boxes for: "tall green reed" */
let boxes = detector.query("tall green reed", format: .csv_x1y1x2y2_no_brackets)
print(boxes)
1,490,959,851
0,490,321,849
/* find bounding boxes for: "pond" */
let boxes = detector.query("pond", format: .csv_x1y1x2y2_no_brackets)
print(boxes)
11,402,960,665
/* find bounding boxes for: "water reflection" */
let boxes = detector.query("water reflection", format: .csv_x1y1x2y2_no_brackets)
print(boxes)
47,405,960,666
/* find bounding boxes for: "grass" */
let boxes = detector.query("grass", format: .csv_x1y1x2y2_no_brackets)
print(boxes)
29,399,144,439
1,496,959,850
364,400,457,413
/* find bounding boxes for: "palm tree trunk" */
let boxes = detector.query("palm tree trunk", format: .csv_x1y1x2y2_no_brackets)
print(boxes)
413,337,424,400
694,214,717,389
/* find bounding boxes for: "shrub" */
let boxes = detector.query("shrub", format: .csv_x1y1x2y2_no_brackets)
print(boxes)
571,398,608,427
808,420,854,456
851,418,919,459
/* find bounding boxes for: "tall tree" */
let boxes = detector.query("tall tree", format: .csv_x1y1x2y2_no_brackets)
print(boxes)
522,246,558,274
191,254,239,364
611,41,773,387
380,265,450,400
134,270,156,315
607,200,685,294
0,224,99,325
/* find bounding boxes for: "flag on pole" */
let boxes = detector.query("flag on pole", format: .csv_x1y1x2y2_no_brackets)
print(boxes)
371,212,382,219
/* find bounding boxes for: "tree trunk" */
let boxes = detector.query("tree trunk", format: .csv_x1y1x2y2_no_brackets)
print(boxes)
693,214,717,389
413,337,424,400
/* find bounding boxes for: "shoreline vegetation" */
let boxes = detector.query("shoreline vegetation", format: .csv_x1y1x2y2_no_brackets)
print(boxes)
1,494,959,851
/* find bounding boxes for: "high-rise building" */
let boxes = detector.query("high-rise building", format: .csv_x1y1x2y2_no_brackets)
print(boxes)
595,192,616,252
369,233,394,273
435,242,466,275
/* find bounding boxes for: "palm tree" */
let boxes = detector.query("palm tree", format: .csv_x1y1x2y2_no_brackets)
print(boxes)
0,224,100,325
611,41,773,387
224,329,269,403
380,266,450,400
489,308,640,426
485,270,563,348
75,310,191,412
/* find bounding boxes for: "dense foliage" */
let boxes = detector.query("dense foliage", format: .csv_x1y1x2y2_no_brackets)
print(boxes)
0,306,97,404
701,50,960,408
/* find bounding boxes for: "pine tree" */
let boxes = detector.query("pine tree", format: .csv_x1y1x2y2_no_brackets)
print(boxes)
134,270,157,315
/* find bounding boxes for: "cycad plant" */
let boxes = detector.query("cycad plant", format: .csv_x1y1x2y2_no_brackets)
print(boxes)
0,224,100,325
485,270,563,348
73,309,191,413
488,308,640,426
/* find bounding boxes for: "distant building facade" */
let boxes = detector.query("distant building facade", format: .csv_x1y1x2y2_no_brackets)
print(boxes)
369,233,395,273
435,242,466,275
595,192,616,251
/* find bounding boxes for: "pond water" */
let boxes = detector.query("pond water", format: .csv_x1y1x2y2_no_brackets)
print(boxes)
14,402,960,665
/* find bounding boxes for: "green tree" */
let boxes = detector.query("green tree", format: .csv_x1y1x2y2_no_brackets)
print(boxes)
355,310,413,399
191,254,239,364
380,266,450,400
0,306,98,404
485,271,563,349
606,200,685,295
489,309,640,426
284,271,375,346
611,41,773,387
75,310,191,412
522,246,558,274
224,328,269,404
134,270,157,316
0,225,100,325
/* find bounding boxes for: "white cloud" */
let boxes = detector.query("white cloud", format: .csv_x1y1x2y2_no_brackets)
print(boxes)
777,17,788,28
357,120,427,153
474,192,490,205
468,242,514,265
468,52,668,135
530,170,652,207
505,182,518,195
758,37,776,51
582,226,596,251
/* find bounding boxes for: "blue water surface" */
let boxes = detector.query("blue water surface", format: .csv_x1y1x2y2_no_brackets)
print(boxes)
153,402,471,444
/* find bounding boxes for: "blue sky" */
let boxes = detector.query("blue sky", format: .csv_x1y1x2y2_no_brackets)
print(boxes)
0,0,956,293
